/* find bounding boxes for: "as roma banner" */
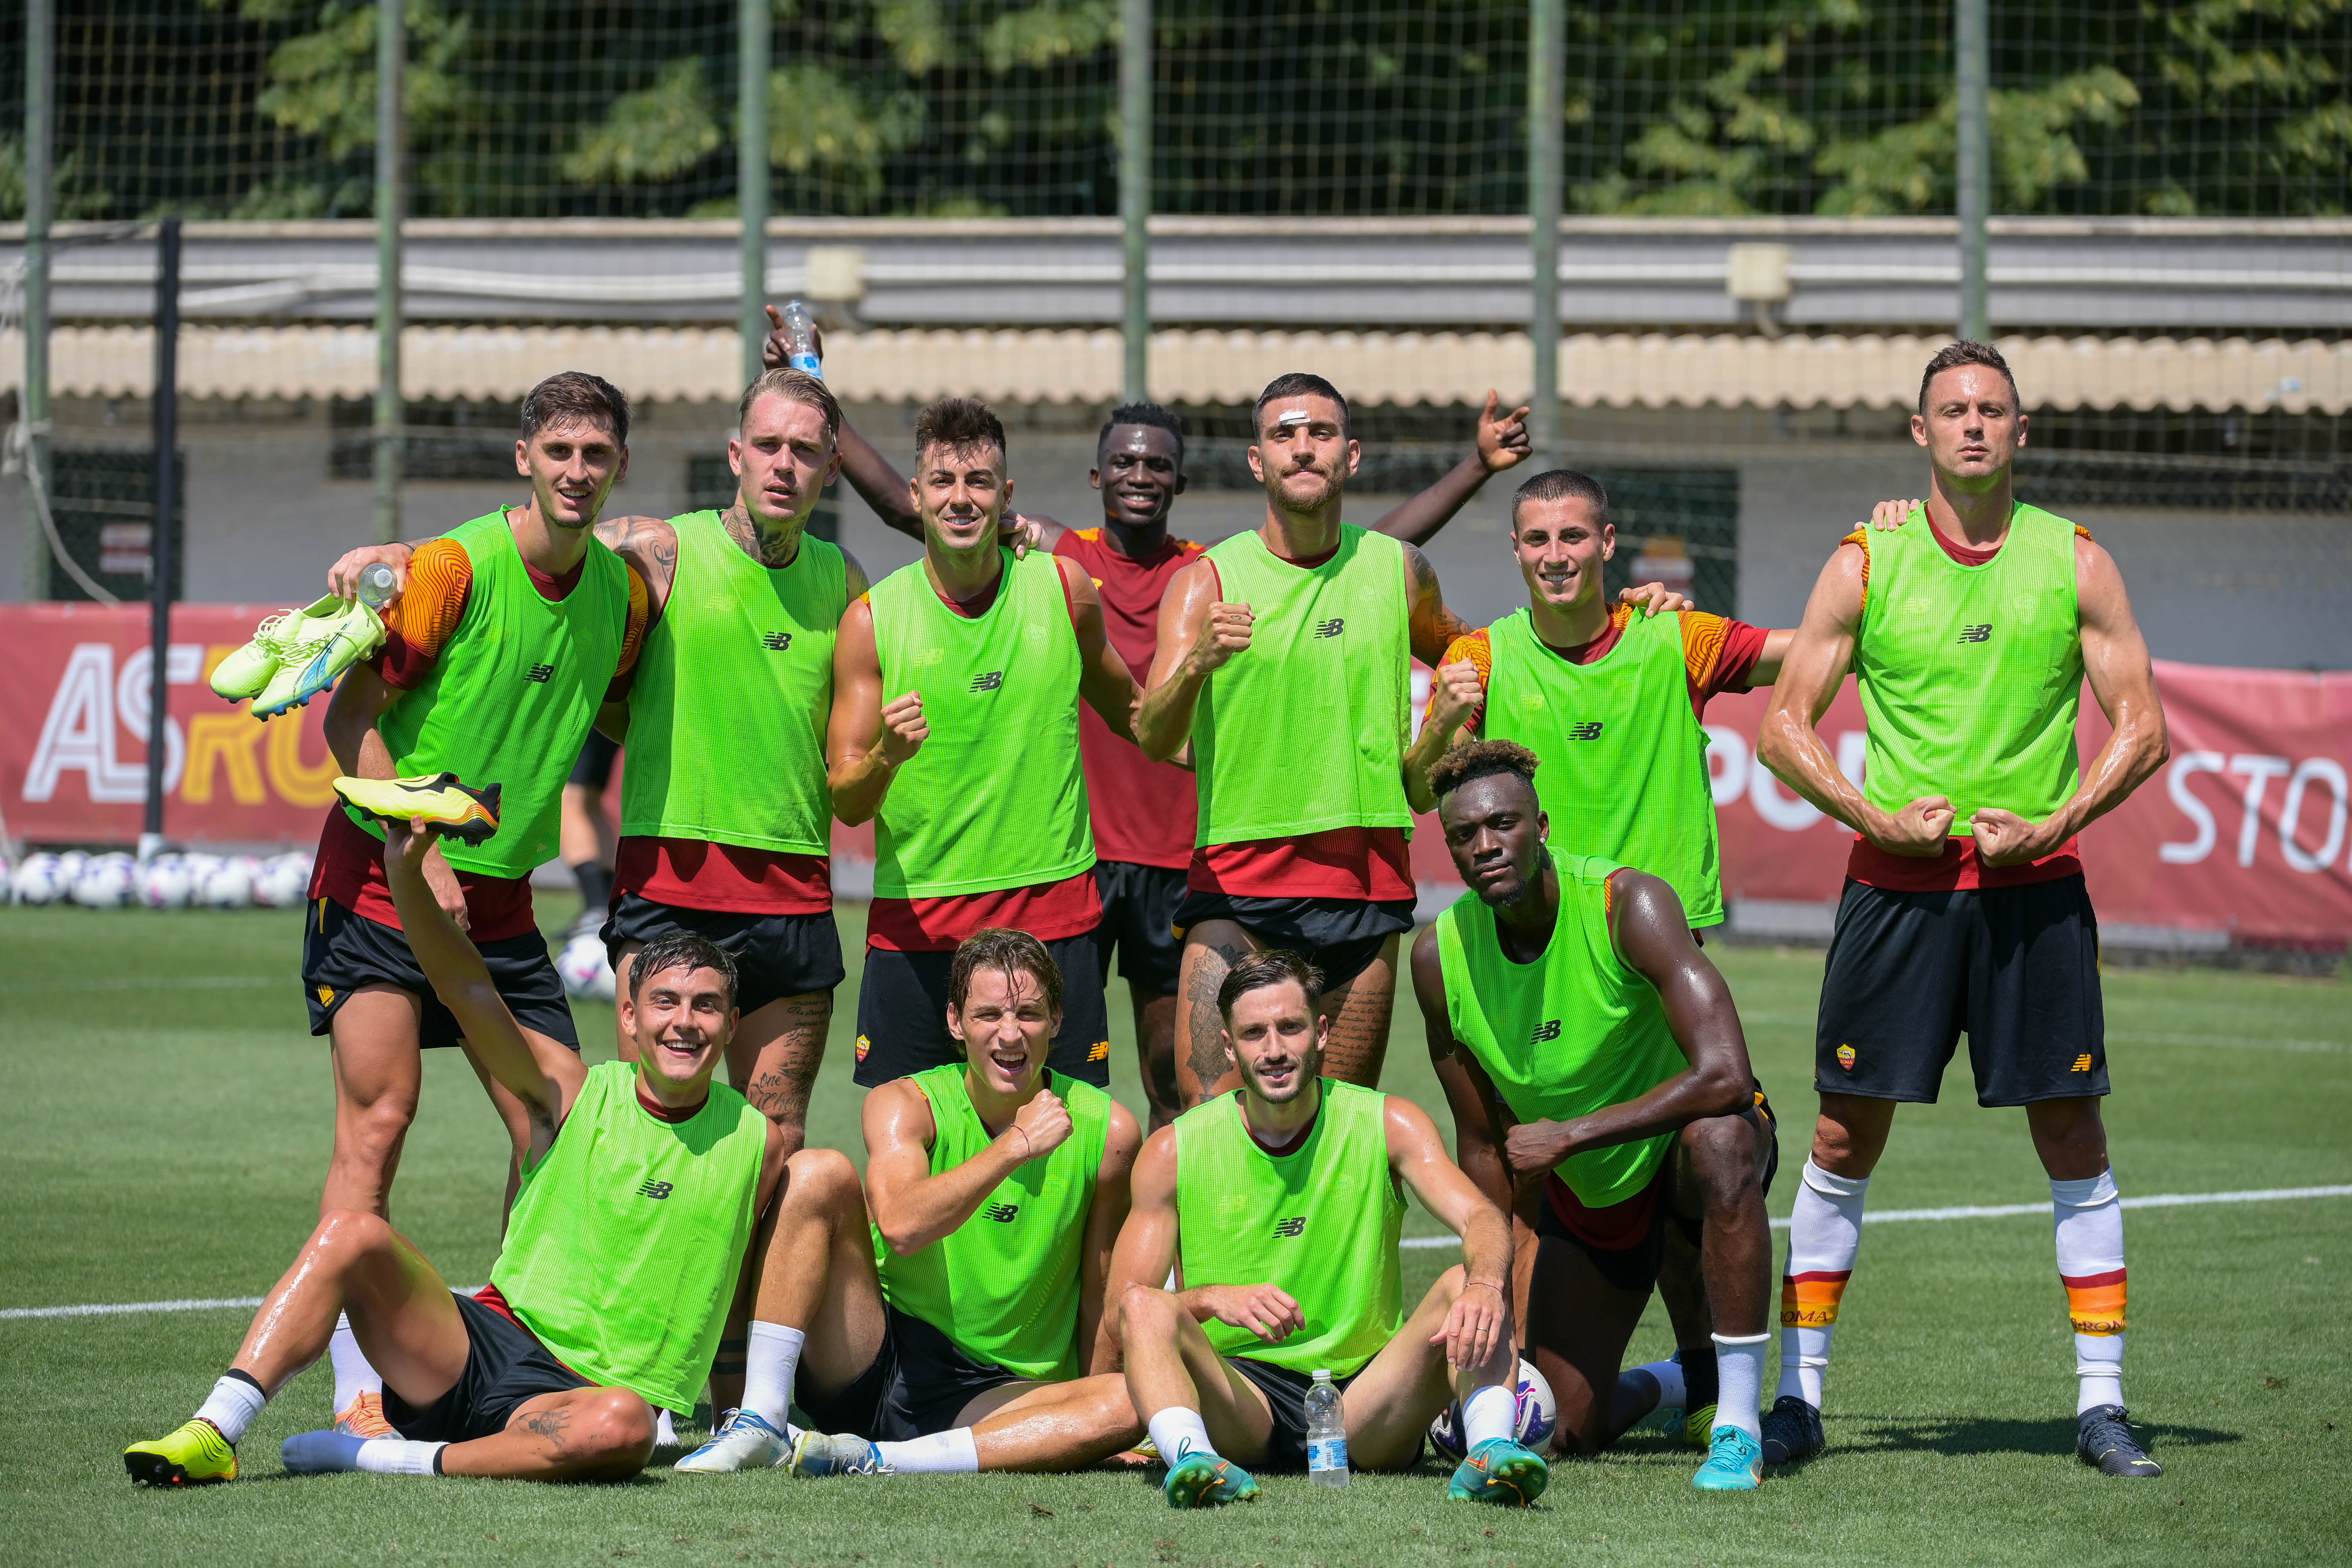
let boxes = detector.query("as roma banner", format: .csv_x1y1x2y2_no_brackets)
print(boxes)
2,604,344,848
1403,656,2352,948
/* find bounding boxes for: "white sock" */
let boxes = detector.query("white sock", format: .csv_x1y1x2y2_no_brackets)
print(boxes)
1147,1407,1215,1464
1775,1159,1869,1407
742,1322,806,1429
2052,1169,2128,1414
194,1372,269,1445
873,1428,980,1474
1711,1332,1769,1442
1460,1383,1517,1449
1632,1357,1687,1410
656,1409,678,1446
355,1438,447,1475
329,1314,383,1412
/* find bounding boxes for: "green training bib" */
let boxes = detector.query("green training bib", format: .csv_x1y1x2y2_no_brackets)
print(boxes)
1435,850,1686,1209
619,512,844,855
492,1061,768,1414
1174,1080,1403,1377
1854,503,2083,831
356,511,630,878
1483,608,1725,927
868,549,1094,897
874,1064,1111,1381
1193,526,1413,846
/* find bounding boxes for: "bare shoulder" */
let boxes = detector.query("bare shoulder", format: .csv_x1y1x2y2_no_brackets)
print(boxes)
1132,1122,1181,1193
837,544,871,602
1382,1091,1444,1147
1102,1099,1146,1172
861,1077,933,1143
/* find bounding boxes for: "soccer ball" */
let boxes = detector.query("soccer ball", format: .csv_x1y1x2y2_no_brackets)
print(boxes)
251,851,312,908
197,856,256,909
55,850,90,887
1427,1358,1557,1460
136,855,196,910
558,931,616,1003
12,853,63,906
72,852,136,907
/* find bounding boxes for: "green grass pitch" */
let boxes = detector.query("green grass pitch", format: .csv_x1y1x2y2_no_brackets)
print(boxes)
2,897,2346,1566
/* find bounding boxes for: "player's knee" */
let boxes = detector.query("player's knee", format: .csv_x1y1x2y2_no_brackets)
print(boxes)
1117,1283,1179,1340
578,1389,658,1466
782,1146,861,1212
312,1207,396,1262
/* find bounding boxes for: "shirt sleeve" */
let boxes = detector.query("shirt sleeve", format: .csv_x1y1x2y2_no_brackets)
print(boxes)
1423,628,1493,736
374,538,474,690
1841,528,1871,616
600,565,655,704
1681,611,1774,705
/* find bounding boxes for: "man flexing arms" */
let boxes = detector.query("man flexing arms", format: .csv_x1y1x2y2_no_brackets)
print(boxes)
1111,950,1547,1507
673,929,1147,1477
1413,741,1775,1490
829,398,1142,1089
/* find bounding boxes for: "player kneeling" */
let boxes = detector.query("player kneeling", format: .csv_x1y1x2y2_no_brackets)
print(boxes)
1111,952,1547,1508
679,927,1147,1478
125,811,797,1486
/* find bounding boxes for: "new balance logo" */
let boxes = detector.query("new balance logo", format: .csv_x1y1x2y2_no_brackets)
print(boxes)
1314,618,1345,638
761,631,792,651
638,1180,674,1201
2071,1054,2095,1072
1569,722,1604,741
1956,624,1992,644
1531,1019,1561,1044
969,670,1005,693
1273,1216,1307,1239
524,662,555,683
983,1201,1020,1223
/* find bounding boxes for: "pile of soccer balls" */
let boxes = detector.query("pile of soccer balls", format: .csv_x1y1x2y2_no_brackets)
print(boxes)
2,849,315,910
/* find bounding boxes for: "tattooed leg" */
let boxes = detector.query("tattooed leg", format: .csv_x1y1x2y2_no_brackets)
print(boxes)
1315,935,1399,1088
1173,921,1257,1109
441,1385,656,1480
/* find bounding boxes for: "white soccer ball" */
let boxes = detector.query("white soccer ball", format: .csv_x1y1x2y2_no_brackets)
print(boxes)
558,931,616,1003
55,850,90,885
197,857,255,909
72,852,136,908
12,853,63,906
1428,1357,1557,1460
136,855,196,910
251,851,312,909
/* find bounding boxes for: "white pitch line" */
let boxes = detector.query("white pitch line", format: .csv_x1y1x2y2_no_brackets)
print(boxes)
2,1286,485,1323
1397,1182,2352,1249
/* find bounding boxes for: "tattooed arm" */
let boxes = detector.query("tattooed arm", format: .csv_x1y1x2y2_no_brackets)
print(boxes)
593,514,680,615
1402,542,1473,666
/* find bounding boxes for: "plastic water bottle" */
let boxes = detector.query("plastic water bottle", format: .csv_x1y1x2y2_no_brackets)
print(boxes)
356,561,399,610
1305,1369,1348,1488
780,299,823,376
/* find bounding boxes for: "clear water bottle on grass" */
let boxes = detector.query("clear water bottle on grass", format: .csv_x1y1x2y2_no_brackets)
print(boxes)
1305,1369,1348,1488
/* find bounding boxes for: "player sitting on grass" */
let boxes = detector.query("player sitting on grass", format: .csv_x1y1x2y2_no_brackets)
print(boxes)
1411,740,1777,1491
683,927,1149,1477
124,811,795,1487
1110,951,1548,1508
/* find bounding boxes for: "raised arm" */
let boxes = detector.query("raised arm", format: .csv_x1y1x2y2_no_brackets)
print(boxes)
1135,558,1244,762
1386,1094,1514,1371
1065,556,1144,745
1079,1103,1144,1374
1757,541,1954,856
863,1078,1078,1256
380,820,582,1145
1410,926,1514,1216
1500,871,1751,1181
825,596,925,826
1368,391,1532,546
1402,543,1473,667
1972,536,2169,865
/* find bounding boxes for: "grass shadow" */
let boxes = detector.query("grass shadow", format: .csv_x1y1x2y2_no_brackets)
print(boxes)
1838,1414,2242,1458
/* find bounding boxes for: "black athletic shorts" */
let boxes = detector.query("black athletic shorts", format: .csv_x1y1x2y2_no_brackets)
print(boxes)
1815,875,2107,1106
302,895,580,1051
1224,1358,1421,1473
1170,892,1416,992
569,731,620,790
384,1290,594,1445
854,934,1112,1089
1091,861,1187,997
600,893,846,1015
796,1305,1027,1444
1541,1092,1778,1295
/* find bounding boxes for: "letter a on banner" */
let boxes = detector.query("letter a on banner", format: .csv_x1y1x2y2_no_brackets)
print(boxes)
25,644,147,803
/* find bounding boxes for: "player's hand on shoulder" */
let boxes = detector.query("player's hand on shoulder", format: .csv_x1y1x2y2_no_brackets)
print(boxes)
1865,497,1923,530
1010,1089,1074,1161
1869,794,1956,857
1002,512,1056,558
1199,1282,1304,1343
1190,601,1254,674
327,542,412,604
878,692,928,764
1476,390,1534,475
1618,581,1693,617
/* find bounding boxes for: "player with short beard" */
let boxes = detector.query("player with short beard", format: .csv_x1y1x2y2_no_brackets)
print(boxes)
1110,950,1548,1508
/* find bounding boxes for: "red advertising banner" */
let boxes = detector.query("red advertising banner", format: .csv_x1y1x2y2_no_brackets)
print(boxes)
6,607,2347,946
